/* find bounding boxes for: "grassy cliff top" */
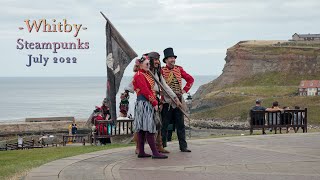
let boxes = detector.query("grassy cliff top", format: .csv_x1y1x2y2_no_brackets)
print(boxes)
228,40,320,56
228,72,320,87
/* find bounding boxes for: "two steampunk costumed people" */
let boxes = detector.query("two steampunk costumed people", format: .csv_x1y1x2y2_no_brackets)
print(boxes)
130,47,194,159
127,53,174,156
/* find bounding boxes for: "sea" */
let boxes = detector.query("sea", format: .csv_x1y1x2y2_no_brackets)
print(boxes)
0,75,216,123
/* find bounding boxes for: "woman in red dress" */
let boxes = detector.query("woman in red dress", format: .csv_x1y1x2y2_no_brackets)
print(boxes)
133,56,168,159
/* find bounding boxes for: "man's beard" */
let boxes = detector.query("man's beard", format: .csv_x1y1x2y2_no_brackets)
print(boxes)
150,59,161,72
169,61,175,66
151,65,160,74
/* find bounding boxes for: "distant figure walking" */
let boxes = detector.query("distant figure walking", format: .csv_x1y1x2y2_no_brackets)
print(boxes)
71,123,77,135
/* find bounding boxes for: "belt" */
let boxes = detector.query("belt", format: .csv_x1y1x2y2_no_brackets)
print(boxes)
137,95,147,101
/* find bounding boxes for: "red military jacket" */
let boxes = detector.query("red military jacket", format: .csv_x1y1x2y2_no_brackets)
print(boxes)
161,65,194,93
132,69,158,107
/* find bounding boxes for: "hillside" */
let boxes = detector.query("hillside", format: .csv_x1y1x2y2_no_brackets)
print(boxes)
192,41,320,124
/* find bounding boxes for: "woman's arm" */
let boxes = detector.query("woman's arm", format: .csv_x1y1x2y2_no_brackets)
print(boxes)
133,73,158,107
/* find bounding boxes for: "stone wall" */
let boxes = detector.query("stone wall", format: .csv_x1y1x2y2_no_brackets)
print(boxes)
0,121,87,136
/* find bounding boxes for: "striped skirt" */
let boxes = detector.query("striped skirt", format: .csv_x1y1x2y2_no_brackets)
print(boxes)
134,100,156,133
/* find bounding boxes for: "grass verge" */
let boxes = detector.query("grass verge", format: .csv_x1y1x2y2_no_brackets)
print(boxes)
0,144,132,180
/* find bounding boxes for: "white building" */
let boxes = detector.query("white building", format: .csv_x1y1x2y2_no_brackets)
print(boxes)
299,80,320,96
292,33,320,41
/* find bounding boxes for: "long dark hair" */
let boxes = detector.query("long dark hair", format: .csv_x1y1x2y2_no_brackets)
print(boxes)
149,57,162,83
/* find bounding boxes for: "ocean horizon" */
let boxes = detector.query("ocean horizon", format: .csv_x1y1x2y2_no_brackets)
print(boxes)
0,75,217,123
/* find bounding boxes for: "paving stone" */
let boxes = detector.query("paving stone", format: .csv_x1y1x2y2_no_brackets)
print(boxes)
24,133,320,180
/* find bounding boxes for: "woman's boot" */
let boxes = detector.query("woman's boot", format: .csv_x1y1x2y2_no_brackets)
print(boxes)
137,131,151,158
156,131,170,153
146,132,168,159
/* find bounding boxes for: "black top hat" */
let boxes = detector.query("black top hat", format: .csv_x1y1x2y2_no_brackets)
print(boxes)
163,47,177,63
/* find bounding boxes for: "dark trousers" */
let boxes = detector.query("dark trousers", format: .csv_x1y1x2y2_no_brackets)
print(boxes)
161,103,187,150
167,130,173,141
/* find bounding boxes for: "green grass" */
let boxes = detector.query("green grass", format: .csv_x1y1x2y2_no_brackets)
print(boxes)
230,72,320,87
192,97,255,121
0,144,131,180
238,44,320,56
279,41,320,48
203,86,297,99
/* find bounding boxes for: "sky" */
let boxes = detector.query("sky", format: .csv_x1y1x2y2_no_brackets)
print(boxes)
1,0,320,77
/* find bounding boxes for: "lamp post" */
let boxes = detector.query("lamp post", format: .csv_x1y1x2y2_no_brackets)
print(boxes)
186,93,192,138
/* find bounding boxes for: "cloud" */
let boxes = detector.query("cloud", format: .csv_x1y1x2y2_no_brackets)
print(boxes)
1,0,320,77
179,48,226,55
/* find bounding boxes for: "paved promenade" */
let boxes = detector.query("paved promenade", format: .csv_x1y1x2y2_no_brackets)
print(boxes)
25,133,320,180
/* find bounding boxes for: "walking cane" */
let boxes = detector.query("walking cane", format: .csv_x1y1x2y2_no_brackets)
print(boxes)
148,70,192,138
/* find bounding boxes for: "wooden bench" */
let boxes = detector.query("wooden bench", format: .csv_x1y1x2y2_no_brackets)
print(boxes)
62,134,89,146
91,119,134,145
18,139,36,149
0,138,41,151
250,108,307,135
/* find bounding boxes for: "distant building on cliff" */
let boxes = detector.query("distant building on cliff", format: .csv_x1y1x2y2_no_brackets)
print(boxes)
292,33,320,41
299,80,320,96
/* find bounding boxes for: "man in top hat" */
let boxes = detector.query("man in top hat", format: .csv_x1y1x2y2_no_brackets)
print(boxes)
161,47,194,152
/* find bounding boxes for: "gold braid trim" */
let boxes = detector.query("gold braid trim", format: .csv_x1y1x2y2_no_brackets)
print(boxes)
162,66,182,89
141,71,156,95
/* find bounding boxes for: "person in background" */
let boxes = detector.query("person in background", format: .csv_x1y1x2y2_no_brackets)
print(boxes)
101,99,111,120
68,123,72,135
293,106,304,132
94,111,110,145
119,91,130,118
266,101,283,132
72,123,77,135
280,106,292,133
251,99,266,134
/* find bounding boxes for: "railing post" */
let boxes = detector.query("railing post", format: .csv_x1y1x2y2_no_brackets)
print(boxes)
304,108,308,133
122,121,125,135
126,121,129,134
249,110,253,135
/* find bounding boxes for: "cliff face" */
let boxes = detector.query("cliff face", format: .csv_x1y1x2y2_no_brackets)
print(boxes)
193,40,320,110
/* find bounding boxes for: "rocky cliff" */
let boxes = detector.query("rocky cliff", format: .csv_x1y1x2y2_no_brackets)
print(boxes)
193,40,320,110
